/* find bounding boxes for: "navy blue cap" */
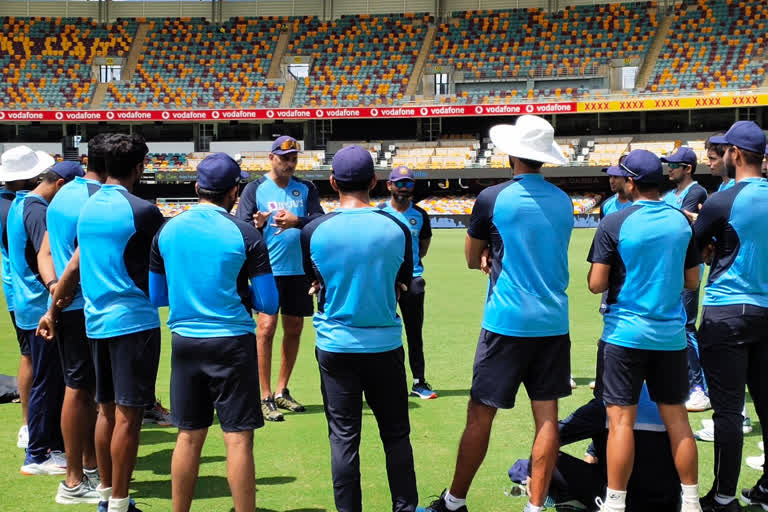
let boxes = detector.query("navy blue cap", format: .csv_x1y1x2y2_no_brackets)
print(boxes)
613,149,663,184
709,121,766,155
271,136,301,156
389,165,414,182
196,153,248,191
50,160,85,183
660,146,698,167
604,165,624,177
332,145,374,183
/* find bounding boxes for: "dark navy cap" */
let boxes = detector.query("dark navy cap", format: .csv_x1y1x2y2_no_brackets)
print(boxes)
614,149,663,184
603,165,624,177
661,146,698,167
196,153,248,191
709,121,767,155
332,145,374,183
271,136,301,156
50,161,85,183
389,165,414,182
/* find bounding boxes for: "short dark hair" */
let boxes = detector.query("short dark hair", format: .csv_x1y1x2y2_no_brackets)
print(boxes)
635,181,660,193
508,155,544,171
104,133,148,179
39,170,63,184
739,147,764,167
688,162,698,175
333,175,372,192
197,186,230,205
706,132,728,157
87,133,109,174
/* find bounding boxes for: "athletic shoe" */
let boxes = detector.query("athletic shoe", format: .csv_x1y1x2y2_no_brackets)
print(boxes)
681,499,704,512
594,497,622,512
55,476,100,504
744,416,753,434
274,388,306,412
143,400,172,426
741,483,768,510
701,489,743,511
589,381,596,390
20,451,67,475
747,454,765,471
694,424,715,442
17,424,28,449
261,397,284,422
97,499,139,512
570,377,577,389
416,490,468,512
686,388,712,412
411,381,437,400
84,467,100,489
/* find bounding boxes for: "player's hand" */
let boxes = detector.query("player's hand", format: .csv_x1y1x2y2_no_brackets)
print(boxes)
36,313,56,342
480,247,492,275
55,294,75,310
308,280,321,295
702,242,716,265
271,210,299,235
395,281,408,300
682,205,702,224
253,211,271,229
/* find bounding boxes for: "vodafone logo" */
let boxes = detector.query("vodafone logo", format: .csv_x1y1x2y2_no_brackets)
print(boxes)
211,111,220,119
420,107,428,116
55,112,64,120
475,106,483,114
370,108,379,117
0,112,7,120
315,109,324,118
106,111,115,120
525,104,534,113
161,111,170,120
266,110,274,118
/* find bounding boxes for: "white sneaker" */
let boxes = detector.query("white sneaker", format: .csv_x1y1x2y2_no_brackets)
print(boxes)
694,425,715,442
589,381,596,390
20,451,67,475
594,497,625,511
759,441,764,452
17,424,28,449
84,467,100,489
55,477,100,504
570,377,577,389
681,500,703,512
747,454,765,471
699,418,752,435
686,388,711,412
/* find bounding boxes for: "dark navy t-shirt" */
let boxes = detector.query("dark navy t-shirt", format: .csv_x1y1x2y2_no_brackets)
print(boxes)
379,201,432,277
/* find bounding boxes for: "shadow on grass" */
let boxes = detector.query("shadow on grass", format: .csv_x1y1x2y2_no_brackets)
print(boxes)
132,474,236,500
136,448,225,474
572,377,596,387
427,388,470,398
256,476,296,485
139,429,177,445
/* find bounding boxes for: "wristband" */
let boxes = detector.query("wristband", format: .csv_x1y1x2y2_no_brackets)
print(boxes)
46,279,58,290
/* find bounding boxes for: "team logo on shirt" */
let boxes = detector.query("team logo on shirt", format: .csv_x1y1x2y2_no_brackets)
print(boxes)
409,218,417,226
292,190,301,197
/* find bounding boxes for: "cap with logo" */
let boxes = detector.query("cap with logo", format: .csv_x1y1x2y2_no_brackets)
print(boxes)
660,146,698,167
50,161,85,183
332,145,374,183
0,145,56,182
709,121,767,155
271,136,301,156
389,166,414,182
196,153,249,191
609,149,663,184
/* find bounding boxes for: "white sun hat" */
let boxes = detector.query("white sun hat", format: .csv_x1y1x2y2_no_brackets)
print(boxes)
489,115,568,166
0,145,55,182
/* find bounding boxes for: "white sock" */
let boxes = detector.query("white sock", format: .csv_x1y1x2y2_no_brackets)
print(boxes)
443,491,466,511
413,378,421,385
605,488,627,510
97,485,112,503
108,496,130,512
714,494,735,505
681,483,699,503
523,503,542,512
274,393,283,399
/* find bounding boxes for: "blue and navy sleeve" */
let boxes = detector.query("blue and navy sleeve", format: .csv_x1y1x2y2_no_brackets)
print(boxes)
240,222,272,277
149,229,165,275
587,213,620,265
375,210,413,285
137,202,165,241
692,190,732,249
467,187,496,240
23,200,48,253
236,180,260,223
148,228,169,307
685,229,701,269
681,185,708,214
415,205,432,240
301,216,323,280
296,180,325,229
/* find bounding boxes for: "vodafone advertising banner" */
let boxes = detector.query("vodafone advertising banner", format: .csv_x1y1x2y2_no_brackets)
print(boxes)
0,103,577,123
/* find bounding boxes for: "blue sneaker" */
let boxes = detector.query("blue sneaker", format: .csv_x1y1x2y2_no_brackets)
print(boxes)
98,499,139,512
410,381,437,400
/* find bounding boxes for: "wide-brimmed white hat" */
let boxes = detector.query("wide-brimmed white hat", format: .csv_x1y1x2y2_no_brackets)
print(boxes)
490,115,568,166
0,146,55,182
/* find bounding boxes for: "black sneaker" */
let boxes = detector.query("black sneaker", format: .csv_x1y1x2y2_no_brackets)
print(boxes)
275,388,306,412
741,483,768,510
701,489,742,512
416,490,468,512
261,397,284,422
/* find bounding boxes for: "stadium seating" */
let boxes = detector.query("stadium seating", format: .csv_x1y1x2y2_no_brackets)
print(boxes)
103,16,294,109
389,138,479,169
0,17,137,109
645,0,767,93
144,152,187,172
288,13,431,107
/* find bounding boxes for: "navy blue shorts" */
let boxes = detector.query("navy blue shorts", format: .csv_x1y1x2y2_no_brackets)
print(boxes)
596,340,688,406
10,311,29,356
171,332,263,432
91,328,161,408
56,310,95,392
275,275,314,317
471,329,572,409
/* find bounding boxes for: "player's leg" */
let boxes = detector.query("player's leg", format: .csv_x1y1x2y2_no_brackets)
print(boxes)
399,277,434,399
172,428,207,512
223,431,255,512
90,337,115,499
11,312,32,445
528,400,560,507
275,275,313,412
275,314,303,401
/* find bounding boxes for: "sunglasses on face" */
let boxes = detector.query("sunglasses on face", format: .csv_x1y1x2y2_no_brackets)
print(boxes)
394,180,415,189
278,139,301,151
667,163,683,169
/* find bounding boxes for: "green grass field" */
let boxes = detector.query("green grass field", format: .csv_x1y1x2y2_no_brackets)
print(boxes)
0,229,762,511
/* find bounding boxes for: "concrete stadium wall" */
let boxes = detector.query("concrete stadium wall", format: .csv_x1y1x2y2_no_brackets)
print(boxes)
0,142,62,155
